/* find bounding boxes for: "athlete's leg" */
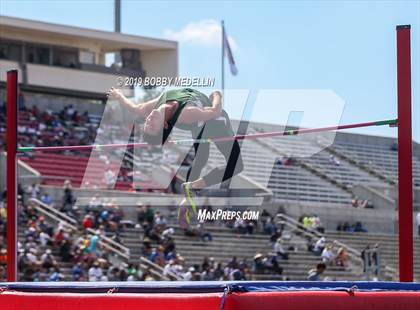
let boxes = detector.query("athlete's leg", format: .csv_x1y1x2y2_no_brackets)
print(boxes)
185,137,210,183
188,111,244,189
201,139,243,187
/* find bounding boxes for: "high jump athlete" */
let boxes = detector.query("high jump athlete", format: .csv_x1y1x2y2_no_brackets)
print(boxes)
107,87,244,222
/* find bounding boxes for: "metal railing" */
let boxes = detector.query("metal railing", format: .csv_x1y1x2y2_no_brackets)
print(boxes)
29,198,130,260
277,213,398,280
30,198,183,280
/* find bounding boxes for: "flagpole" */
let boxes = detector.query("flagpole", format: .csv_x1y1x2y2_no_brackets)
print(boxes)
221,20,225,97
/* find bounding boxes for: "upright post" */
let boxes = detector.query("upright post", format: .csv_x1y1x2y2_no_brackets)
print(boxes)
396,25,413,282
6,70,18,282
221,20,225,97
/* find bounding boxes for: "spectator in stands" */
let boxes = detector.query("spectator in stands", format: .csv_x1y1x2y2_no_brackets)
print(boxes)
41,248,57,271
27,183,40,199
302,215,312,230
183,266,195,281
49,267,64,281
311,215,325,233
41,193,53,206
229,266,246,280
62,180,75,209
88,261,103,282
150,245,166,267
335,247,349,268
263,216,277,235
353,221,368,233
329,155,341,166
274,238,289,260
252,253,283,275
417,212,420,237
82,214,93,229
371,244,380,278
361,245,372,273
72,262,83,281
313,236,326,255
197,221,213,242
321,244,335,265
0,247,7,268
104,168,116,189
307,262,326,281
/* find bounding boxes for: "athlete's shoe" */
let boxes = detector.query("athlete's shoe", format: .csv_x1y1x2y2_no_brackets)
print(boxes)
182,182,198,215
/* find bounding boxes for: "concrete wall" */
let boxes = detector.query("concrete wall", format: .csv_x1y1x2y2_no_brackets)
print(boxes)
142,49,178,78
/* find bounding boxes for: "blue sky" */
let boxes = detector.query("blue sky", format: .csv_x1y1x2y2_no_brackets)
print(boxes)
1,0,419,141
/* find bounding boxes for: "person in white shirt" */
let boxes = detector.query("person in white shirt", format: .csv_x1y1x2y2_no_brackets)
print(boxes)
321,245,334,264
183,267,195,281
313,237,326,255
39,231,51,246
416,212,420,237
104,169,116,189
274,238,288,260
88,262,103,282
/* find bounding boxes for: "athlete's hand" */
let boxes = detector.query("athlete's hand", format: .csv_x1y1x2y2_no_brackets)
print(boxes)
106,87,124,101
209,91,222,102
209,91,223,117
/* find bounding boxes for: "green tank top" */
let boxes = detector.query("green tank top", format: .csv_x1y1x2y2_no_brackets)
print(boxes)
155,88,212,132
155,88,233,140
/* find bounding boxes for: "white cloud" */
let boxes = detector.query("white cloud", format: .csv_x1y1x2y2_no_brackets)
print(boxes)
164,19,238,51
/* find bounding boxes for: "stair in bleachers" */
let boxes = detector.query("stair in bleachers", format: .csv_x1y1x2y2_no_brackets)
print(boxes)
119,221,361,281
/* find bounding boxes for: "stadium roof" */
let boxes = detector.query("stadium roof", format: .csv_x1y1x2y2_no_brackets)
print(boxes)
0,15,177,51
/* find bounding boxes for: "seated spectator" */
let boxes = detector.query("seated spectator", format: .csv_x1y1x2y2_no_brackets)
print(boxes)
0,247,7,267
252,253,283,275
154,211,167,229
229,266,246,281
41,249,57,271
329,155,341,166
263,216,277,235
197,221,213,242
88,261,103,282
307,262,326,281
274,238,289,260
311,215,325,233
321,244,335,265
87,233,100,255
27,183,40,199
72,262,83,281
183,266,195,281
162,227,175,242
313,236,326,255
54,228,65,246
40,193,52,206
82,215,93,229
335,247,349,268
149,245,166,267
49,267,64,282
353,221,368,233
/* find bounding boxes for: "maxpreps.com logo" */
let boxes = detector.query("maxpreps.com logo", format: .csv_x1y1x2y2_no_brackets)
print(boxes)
197,209,260,221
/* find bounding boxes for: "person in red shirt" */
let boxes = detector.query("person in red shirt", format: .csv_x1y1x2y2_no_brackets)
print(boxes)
82,215,93,229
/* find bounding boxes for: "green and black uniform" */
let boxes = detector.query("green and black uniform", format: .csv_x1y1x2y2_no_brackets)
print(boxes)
155,88,243,187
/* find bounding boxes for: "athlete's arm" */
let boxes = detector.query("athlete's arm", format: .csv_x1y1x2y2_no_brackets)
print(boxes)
177,91,223,124
106,87,158,117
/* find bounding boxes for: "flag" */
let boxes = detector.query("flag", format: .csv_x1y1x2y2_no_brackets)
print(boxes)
223,25,238,76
